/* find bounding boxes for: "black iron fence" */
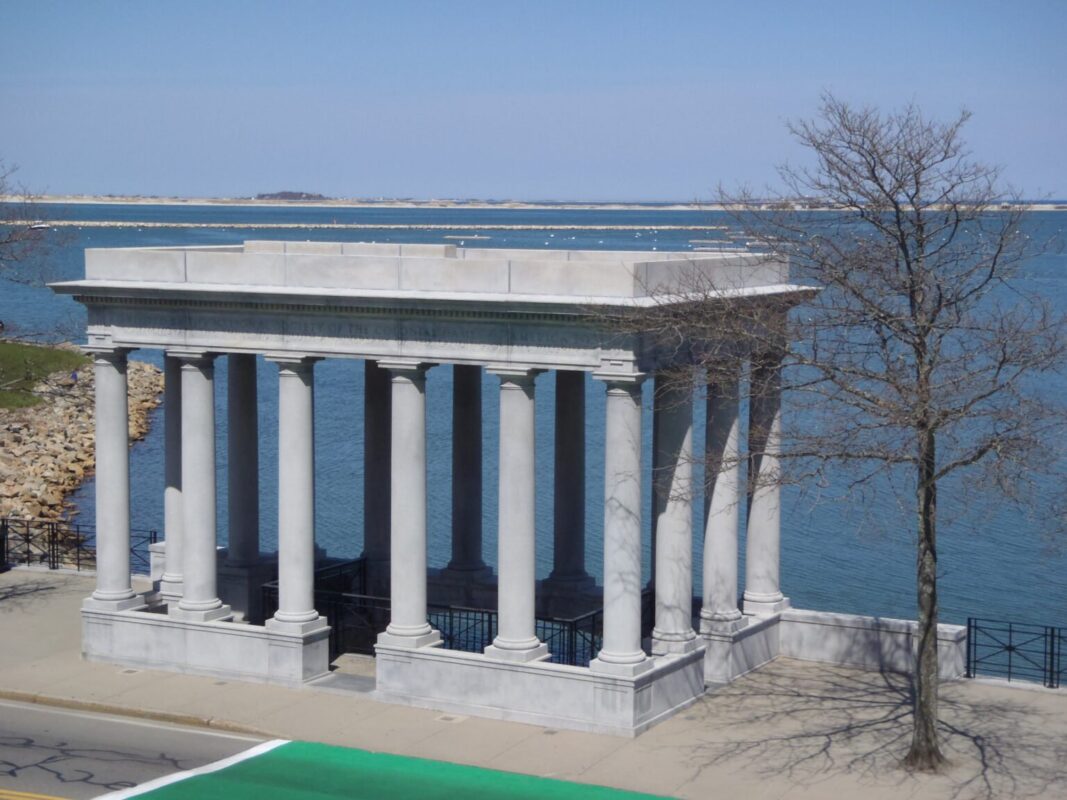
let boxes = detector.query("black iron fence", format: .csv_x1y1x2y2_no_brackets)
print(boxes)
0,517,157,574
262,562,655,666
966,618,1063,689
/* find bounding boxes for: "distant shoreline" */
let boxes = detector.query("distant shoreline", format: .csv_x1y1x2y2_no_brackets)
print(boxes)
7,195,711,212
5,195,1066,212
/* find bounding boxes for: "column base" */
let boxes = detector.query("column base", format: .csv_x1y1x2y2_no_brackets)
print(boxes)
434,564,496,607
742,594,790,617
218,559,276,624
266,615,328,635
484,642,550,663
362,556,391,597
169,603,233,623
589,654,654,677
544,572,596,590
82,594,146,612
651,631,701,656
159,577,183,603
538,575,600,618
699,611,749,635
438,563,493,583
377,628,442,649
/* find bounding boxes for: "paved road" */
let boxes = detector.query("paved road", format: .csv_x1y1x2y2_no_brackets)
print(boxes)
0,700,263,799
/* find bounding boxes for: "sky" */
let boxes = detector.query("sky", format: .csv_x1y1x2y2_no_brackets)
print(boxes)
1,1,1065,201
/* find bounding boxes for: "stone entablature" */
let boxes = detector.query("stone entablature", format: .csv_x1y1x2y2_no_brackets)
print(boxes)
81,241,790,302
57,242,803,377
53,240,826,736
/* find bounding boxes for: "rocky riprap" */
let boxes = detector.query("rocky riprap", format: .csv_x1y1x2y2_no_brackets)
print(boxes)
0,359,163,520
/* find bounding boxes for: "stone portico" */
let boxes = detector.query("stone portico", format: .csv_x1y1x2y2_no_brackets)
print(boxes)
52,240,965,736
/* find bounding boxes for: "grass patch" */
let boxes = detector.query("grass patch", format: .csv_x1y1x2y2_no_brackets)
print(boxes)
0,341,88,409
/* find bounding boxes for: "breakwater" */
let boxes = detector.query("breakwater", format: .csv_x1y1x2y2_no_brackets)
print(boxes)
0,358,163,520
40,220,715,231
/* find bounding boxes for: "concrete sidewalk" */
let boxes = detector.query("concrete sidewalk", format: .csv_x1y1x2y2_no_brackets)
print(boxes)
2,569,1065,800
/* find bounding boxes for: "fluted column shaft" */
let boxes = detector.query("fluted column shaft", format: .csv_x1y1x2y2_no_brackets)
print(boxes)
87,348,137,608
377,362,440,648
591,376,652,675
268,356,321,628
744,350,788,616
651,377,698,654
701,363,745,631
362,360,391,594
448,364,486,573
485,369,547,661
227,354,259,566
175,353,230,621
160,354,183,600
550,370,590,585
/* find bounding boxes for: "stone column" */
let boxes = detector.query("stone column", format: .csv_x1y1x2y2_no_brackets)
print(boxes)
591,375,652,676
226,354,259,566
173,352,231,622
444,364,489,577
377,362,440,648
362,359,391,595
160,354,183,601
485,369,548,661
700,362,746,632
547,370,593,590
84,347,140,610
266,356,325,632
651,376,699,655
744,350,789,616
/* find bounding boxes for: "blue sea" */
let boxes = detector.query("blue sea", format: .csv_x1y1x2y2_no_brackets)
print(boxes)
3,202,1065,627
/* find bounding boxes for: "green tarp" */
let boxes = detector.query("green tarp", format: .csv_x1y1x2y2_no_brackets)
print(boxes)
132,741,668,800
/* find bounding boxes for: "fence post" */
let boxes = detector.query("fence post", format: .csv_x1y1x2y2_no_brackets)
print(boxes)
0,519,8,571
47,523,58,569
1048,626,1059,690
965,618,974,678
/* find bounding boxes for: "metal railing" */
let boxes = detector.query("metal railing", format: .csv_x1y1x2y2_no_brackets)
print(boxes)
966,618,1063,689
262,564,655,666
0,517,157,574
430,604,497,653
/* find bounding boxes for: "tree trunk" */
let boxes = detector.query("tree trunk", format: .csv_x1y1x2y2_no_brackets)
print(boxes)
904,428,947,771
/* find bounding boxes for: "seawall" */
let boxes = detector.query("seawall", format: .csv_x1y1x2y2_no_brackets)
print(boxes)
0,355,163,520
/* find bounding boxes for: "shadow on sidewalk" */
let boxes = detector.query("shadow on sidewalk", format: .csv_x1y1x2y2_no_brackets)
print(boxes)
666,659,1067,800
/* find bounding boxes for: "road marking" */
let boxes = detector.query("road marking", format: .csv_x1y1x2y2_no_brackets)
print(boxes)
94,739,289,800
0,700,264,743
0,789,69,800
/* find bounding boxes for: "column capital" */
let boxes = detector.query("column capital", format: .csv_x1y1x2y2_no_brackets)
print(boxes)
592,369,645,387
377,359,430,378
264,353,321,368
486,365,541,378
82,345,129,364
167,349,217,367
487,366,541,391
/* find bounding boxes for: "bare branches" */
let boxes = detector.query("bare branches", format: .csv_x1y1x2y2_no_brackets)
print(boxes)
622,94,1066,771
0,161,48,268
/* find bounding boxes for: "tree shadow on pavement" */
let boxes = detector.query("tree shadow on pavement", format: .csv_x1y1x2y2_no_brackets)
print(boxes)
0,579,57,607
664,659,1067,800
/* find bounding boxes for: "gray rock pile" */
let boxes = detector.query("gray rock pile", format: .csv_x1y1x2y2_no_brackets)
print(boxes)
0,360,163,520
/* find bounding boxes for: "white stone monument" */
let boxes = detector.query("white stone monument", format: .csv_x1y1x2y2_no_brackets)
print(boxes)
53,240,966,735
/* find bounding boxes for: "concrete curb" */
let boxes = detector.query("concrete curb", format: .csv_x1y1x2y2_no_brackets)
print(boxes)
0,688,278,739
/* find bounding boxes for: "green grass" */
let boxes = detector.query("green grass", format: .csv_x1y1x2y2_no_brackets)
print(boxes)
133,741,667,800
0,341,88,408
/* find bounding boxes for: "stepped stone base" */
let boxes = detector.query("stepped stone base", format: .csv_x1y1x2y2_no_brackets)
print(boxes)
702,608,967,685
375,642,706,736
82,604,330,686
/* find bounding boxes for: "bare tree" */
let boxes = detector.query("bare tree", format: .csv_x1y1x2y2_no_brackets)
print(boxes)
629,95,1065,771
0,160,48,271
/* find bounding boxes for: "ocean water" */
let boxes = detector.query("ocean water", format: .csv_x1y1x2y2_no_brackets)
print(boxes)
3,203,1065,626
